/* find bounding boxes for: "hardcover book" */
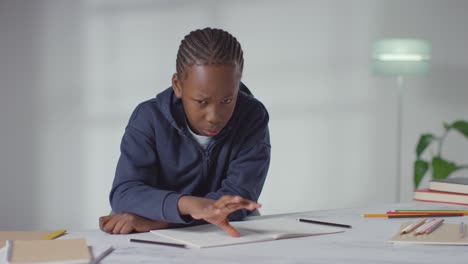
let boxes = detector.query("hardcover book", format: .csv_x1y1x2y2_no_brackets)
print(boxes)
430,177,468,194
414,189,468,205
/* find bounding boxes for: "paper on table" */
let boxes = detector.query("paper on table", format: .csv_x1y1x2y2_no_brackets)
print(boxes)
151,217,345,248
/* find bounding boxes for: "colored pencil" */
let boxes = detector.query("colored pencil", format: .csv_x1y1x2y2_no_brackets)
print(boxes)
460,222,465,238
41,229,67,240
423,219,444,235
393,210,468,215
362,213,463,218
400,218,427,234
414,219,440,236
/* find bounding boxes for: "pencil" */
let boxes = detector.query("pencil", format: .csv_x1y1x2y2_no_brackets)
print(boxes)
424,219,444,235
90,246,114,264
392,210,468,215
400,218,427,234
460,222,465,238
41,229,67,240
129,238,187,248
362,213,463,218
298,218,352,228
414,219,439,236
395,209,468,214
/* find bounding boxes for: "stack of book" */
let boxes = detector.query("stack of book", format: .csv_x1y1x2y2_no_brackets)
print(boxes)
414,177,468,205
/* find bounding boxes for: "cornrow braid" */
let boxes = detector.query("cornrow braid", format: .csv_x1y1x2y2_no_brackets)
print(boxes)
176,28,244,80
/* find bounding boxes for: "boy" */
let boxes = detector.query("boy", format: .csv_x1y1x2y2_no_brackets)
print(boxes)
99,28,271,237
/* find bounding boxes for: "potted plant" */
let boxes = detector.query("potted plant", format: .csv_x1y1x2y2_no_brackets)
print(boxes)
414,120,468,189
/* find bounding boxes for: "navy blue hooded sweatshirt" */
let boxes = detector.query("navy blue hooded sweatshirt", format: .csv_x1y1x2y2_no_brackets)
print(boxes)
110,83,270,224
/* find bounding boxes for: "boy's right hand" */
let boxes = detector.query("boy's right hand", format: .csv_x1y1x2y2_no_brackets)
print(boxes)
177,195,261,237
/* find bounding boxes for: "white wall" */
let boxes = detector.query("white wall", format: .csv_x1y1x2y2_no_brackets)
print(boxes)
1,0,467,230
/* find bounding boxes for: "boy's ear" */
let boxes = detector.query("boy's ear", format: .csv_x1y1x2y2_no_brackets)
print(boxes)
172,73,182,98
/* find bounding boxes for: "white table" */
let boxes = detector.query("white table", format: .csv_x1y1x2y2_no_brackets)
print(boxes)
65,201,468,263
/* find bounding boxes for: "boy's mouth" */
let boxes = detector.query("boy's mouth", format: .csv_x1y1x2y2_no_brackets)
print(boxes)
201,129,220,136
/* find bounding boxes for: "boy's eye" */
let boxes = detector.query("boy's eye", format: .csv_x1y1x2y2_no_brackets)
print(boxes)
196,100,208,105
221,99,232,104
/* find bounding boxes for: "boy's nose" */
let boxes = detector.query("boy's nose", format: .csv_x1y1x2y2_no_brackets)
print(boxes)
205,106,223,125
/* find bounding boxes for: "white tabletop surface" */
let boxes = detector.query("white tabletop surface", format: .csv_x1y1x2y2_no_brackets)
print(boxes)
60,201,468,263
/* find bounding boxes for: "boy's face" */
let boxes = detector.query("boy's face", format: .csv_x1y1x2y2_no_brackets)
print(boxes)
172,64,240,137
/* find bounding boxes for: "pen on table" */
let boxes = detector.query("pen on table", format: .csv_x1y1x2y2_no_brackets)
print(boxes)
129,238,187,248
460,222,465,238
400,218,427,235
298,218,352,228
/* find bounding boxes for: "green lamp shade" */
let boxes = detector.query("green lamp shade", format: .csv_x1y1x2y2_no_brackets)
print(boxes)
372,39,431,76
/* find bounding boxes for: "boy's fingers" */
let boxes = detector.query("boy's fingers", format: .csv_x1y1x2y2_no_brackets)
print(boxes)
120,223,134,234
99,215,111,230
104,215,121,233
112,219,126,234
217,220,240,237
216,196,253,208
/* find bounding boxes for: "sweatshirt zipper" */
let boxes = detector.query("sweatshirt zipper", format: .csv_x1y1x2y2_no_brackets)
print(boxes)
181,130,212,181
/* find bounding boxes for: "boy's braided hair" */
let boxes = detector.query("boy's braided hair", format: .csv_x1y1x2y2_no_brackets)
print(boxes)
176,28,244,80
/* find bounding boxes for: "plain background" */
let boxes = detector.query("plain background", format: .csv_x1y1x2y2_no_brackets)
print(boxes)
1,0,467,230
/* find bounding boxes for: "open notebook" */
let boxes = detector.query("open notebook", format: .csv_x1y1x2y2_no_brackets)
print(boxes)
151,217,345,248
389,221,468,245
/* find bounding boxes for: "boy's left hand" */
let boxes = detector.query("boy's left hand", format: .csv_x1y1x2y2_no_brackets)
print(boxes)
99,213,170,234
178,195,261,237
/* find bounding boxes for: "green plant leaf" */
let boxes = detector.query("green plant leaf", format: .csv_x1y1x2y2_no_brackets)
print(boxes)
414,159,429,189
449,120,468,138
432,157,460,180
415,134,435,158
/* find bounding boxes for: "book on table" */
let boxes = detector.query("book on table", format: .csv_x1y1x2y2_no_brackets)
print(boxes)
150,217,345,248
414,188,468,205
430,177,468,194
4,238,91,264
0,230,66,249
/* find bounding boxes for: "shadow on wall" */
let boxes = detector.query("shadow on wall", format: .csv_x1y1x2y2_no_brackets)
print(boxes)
0,0,42,229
